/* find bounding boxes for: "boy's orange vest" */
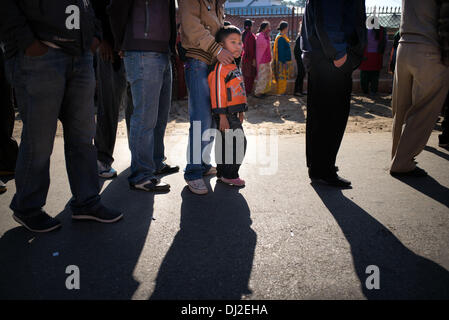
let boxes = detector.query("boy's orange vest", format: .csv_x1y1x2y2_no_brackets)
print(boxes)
208,62,248,114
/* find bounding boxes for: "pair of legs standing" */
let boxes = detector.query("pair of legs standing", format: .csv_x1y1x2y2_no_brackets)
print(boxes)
6,48,122,232
123,51,174,191
306,54,353,187
184,58,215,194
95,52,133,178
214,113,247,185
391,43,449,174
360,70,380,95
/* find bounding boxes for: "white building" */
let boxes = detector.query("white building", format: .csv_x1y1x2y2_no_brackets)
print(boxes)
225,0,282,8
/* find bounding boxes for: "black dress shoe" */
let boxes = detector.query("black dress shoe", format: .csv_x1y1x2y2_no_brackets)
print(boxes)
155,164,180,175
390,167,428,178
311,174,352,188
130,178,171,192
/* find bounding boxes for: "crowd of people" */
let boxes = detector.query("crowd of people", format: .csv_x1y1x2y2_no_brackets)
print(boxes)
0,0,448,234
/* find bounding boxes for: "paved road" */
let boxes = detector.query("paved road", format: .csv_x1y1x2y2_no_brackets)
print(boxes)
0,132,448,299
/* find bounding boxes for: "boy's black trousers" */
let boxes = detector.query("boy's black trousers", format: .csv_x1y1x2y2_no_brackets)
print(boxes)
214,113,247,179
306,54,353,178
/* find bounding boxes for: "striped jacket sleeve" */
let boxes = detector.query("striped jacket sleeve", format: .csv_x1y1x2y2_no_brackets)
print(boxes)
209,63,228,113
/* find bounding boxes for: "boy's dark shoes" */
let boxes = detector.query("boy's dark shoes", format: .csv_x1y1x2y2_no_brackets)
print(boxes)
390,167,428,178
72,204,123,223
13,211,62,233
155,164,180,175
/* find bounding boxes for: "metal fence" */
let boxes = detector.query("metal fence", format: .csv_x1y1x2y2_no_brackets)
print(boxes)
225,6,303,40
365,6,402,29
225,6,402,40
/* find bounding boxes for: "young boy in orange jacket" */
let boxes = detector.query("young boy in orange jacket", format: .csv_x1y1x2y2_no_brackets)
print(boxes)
208,26,248,187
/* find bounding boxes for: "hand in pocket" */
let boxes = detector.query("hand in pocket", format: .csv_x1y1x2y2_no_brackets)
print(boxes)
333,54,347,68
25,40,48,57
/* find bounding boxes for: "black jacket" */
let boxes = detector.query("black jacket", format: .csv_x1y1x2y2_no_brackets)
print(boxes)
92,0,114,47
300,0,367,71
294,35,302,60
108,0,176,53
0,0,101,58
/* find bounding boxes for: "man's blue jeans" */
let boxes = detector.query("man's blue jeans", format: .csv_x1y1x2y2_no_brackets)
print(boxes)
6,48,101,217
184,58,215,181
123,51,172,185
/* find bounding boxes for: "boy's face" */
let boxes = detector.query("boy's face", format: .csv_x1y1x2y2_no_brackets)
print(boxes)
222,33,243,59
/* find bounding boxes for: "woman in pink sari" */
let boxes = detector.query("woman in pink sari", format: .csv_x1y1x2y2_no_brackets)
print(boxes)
254,21,272,98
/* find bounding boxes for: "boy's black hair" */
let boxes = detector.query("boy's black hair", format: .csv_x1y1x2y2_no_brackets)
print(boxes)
215,25,242,43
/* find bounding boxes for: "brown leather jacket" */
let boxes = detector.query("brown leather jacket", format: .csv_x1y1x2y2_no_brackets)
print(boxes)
179,0,226,65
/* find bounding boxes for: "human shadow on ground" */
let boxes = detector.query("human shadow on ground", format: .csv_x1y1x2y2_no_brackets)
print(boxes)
312,183,449,299
424,146,449,162
0,168,158,299
150,182,257,299
392,173,449,209
350,95,392,119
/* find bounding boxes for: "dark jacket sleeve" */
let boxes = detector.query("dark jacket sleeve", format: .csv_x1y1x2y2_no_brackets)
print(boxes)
108,0,134,51
92,0,113,45
294,35,302,59
315,0,346,60
0,0,36,52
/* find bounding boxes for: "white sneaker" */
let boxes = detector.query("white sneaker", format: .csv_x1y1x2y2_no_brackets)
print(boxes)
203,166,217,176
187,179,208,195
97,160,117,179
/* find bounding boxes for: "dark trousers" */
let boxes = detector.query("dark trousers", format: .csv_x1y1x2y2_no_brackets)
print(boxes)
7,48,101,216
214,113,247,179
306,55,353,178
360,70,380,94
295,58,306,94
95,53,133,166
0,51,18,173
244,75,255,96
